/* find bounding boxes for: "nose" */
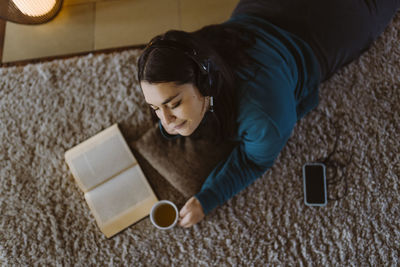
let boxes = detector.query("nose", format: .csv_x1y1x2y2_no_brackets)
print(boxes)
158,107,176,125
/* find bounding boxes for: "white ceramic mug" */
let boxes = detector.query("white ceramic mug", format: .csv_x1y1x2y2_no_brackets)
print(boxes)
150,200,179,230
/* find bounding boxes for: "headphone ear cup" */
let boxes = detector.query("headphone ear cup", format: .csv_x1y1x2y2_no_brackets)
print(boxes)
194,59,211,95
206,59,213,89
205,59,215,92
196,71,210,95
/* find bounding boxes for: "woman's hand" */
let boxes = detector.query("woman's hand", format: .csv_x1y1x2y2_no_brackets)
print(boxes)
179,197,205,228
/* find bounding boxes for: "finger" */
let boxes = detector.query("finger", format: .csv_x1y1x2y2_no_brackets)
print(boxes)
178,213,190,226
181,222,192,228
179,202,191,218
180,220,193,228
179,213,192,228
179,208,187,219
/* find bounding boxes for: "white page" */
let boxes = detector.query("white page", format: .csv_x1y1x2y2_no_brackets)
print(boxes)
84,165,153,224
70,134,135,191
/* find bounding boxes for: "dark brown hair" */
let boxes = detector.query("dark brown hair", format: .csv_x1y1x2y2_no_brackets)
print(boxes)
137,23,255,143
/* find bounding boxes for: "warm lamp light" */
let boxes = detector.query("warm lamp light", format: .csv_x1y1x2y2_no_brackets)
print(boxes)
0,0,63,24
12,0,57,17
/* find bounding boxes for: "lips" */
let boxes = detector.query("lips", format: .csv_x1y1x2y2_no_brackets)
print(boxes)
174,121,186,130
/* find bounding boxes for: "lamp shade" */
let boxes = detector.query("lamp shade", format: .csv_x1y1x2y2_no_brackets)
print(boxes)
0,0,63,24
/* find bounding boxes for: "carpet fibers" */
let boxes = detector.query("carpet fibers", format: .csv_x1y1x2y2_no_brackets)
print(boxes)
1,13,399,266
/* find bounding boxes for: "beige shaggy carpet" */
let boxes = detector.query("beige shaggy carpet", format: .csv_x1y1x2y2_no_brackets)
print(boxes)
1,13,399,266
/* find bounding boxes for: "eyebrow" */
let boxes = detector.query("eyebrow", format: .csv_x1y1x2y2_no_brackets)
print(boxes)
148,92,181,106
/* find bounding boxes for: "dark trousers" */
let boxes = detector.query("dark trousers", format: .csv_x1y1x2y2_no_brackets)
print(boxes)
232,0,400,82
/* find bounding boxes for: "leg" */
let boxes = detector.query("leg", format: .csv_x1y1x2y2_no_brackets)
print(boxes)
232,0,400,81
304,0,400,81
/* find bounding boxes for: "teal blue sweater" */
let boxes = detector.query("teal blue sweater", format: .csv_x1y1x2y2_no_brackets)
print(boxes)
160,14,321,215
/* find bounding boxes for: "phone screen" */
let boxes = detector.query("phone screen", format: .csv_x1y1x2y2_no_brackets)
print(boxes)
303,164,326,205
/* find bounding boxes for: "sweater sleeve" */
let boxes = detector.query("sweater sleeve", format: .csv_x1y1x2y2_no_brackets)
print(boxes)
195,114,292,215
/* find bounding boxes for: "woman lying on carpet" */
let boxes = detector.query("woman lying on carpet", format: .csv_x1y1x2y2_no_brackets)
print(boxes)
137,0,400,227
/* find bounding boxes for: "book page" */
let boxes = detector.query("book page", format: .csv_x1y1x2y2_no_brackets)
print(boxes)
65,124,136,192
85,165,158,236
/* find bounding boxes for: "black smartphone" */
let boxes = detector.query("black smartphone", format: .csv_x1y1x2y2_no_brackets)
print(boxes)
302,163,327,206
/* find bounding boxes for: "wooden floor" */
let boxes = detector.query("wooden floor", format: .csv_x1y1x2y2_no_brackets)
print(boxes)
0,0,239,67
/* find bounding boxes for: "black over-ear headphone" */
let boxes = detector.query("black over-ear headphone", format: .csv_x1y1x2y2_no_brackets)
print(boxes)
144,39,214,91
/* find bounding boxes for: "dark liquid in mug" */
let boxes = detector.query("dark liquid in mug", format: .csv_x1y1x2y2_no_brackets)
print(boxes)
153,203,176,227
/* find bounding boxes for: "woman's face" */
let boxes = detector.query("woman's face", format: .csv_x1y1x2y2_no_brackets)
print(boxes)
140,81,209,136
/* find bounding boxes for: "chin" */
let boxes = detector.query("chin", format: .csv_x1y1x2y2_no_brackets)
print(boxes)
178,129,192,136
178,124,196,136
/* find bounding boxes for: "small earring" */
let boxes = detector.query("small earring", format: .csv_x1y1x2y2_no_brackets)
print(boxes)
209,96,214,112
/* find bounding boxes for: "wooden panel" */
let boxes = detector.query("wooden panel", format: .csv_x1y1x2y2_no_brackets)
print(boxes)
0,18,5,63
2,4,95,63
180,0,239,32
95,0,180,50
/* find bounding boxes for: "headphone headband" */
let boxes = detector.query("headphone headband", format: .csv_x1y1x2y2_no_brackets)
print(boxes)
145,39,210,75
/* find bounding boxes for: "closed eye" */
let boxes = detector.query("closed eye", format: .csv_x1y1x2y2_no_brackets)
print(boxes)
150,100,181,111
172,100,181,109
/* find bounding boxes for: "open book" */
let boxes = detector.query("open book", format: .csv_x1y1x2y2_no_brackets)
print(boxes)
65,124,158,238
